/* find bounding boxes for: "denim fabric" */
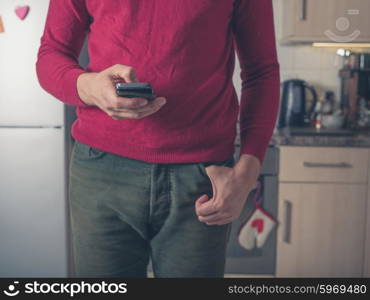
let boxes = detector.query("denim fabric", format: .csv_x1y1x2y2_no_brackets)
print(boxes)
68,140,235,278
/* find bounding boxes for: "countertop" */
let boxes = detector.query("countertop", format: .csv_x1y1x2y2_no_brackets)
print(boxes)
234,127,370,148
271,128,370,148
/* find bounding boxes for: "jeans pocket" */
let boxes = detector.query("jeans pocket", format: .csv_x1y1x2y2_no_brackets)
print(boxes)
199,155,235,176
73,140,107,161
197,156,235,199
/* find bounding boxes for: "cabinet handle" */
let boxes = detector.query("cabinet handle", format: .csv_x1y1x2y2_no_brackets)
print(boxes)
283,200,292,244
303,162,353,168
299,0,307,20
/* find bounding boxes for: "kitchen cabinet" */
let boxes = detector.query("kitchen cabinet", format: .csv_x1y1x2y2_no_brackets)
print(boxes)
276,146,369,277
277,182,366,277
281,0,370,43
279,146,368,183
365,162,370,277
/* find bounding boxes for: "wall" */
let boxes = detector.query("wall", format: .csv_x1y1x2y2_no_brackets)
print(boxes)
233,0,344,103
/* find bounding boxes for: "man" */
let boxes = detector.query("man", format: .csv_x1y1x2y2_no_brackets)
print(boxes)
36,0,279,278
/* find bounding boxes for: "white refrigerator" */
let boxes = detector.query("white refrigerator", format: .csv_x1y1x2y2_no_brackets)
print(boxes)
0,0,77,277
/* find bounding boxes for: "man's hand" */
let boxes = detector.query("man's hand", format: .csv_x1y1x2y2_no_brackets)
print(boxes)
195,154,261,225
77,64,166,120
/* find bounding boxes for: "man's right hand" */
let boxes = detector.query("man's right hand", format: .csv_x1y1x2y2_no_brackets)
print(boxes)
77,64,166,120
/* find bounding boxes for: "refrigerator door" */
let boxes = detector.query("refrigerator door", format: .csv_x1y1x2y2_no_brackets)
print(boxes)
0,0,64,126
0,128,68,277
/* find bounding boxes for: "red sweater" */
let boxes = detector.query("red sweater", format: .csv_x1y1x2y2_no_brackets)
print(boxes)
36,0,280,165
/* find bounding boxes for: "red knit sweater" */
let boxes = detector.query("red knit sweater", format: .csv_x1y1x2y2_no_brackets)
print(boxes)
36,0,280,164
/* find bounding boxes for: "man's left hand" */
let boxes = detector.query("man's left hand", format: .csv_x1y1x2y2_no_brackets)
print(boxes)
195,154,261,226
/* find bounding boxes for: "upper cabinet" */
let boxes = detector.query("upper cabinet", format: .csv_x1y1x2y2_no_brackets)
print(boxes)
281,0,370,44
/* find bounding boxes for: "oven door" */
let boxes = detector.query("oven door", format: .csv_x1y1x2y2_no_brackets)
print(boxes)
225,147,278,276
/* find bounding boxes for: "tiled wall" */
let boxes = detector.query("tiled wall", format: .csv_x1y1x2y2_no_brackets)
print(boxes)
233,0,344,103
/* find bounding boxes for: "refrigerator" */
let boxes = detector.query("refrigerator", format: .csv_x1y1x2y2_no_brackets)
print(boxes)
0,0,77,277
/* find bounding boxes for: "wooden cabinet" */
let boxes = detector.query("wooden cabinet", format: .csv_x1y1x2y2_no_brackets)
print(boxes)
281,0,370,43
277,182,367,277
279,146,368,183
365,162,370,277
276,146,369,277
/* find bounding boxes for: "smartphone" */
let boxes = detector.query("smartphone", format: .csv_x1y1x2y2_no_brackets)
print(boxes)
115,82,156,101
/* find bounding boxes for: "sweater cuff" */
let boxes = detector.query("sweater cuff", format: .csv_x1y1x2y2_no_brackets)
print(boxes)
239,130,272,166
62,68,90,108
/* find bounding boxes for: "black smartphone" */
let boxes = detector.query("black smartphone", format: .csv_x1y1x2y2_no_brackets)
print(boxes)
115,82,156,101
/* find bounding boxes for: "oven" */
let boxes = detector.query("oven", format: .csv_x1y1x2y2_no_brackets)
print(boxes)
225,145,279,276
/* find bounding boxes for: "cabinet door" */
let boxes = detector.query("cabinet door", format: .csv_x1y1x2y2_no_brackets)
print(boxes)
325,0,370,43
365,165,370,277
282,0,370,43
276,183,366,277
290,0,331,41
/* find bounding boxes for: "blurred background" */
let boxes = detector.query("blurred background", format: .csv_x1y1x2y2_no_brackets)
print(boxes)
0,0,370,278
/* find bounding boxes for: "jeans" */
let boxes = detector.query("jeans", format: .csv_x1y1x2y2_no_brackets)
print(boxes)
68,140,235,278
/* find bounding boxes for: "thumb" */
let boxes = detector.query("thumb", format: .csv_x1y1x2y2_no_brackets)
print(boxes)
195,194,210,214
109,64,139,83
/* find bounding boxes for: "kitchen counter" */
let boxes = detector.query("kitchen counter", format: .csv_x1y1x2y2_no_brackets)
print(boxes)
271,128,370,148
234,126,370,149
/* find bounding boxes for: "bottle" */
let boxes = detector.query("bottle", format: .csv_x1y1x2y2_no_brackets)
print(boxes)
358,97,368,127
322,91,336,115
314,101,323,130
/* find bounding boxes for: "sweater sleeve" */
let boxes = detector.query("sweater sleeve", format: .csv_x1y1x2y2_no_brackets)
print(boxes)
36,0,90,107
231,0,280,165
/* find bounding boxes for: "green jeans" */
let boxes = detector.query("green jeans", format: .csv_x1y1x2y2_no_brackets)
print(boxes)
68,140,235,278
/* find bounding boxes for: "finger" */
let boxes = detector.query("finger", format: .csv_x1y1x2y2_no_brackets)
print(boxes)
112,116,126,121
206,217,234,226
114,97,166,111
196,194,209,205
198,212,230,223
108,97,166,119
195,194,210,214
109,64,139,83
198,212,221,223
110,104,164,120
102,108,125,121
107,97,149,110
112,103,160,115
151,97,167,106
195,198,219,217
99,81,147,110
114,96,167,110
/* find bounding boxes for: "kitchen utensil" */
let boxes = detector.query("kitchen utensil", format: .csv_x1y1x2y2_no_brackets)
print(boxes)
278,79,318,128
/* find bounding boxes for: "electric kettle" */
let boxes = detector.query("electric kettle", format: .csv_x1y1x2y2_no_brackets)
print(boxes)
277,79,318,128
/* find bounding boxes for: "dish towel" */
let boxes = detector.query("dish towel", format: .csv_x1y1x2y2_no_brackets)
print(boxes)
238,181,278,250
